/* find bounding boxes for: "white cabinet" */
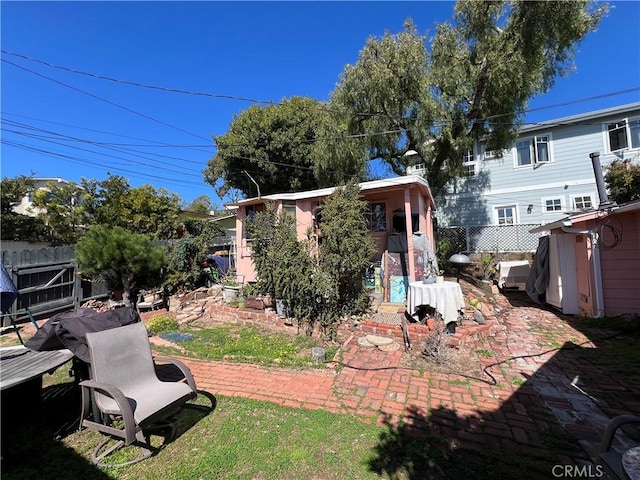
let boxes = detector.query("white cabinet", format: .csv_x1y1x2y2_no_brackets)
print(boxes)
546,233,580,314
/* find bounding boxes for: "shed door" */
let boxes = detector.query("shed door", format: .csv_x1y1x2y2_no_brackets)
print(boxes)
546,234,579,314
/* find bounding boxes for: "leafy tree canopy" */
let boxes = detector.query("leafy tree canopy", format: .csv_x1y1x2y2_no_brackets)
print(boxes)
29,174,184,240
605,159,640,204
0,175,49,242
186,195,215,215
32,180,87,244
328,1,607,196
203,96,367,199
81,174,184,239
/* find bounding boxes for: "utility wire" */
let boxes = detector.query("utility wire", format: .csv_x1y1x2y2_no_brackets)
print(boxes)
2,58,211,142
2,119,209,166
5,49,637,125
3,139,213,189
1,49,273,105
2,112,215,150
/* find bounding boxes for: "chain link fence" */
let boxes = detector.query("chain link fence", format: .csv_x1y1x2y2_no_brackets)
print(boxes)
438,224,547,253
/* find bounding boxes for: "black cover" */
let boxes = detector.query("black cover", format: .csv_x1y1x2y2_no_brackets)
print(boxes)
25,307,141,363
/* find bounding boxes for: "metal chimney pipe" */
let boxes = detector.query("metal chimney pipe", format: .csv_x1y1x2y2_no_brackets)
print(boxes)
589,152,616,210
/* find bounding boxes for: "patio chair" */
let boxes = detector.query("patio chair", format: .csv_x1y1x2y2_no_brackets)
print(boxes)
596,415,640,480
79,322,198,466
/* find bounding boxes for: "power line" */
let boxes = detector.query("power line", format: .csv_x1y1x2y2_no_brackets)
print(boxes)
2,118,210,167
2,49,273,105
3,139,214,190
4,49,638,126
2,112,215,150
2,58,211,142
2,129,205,177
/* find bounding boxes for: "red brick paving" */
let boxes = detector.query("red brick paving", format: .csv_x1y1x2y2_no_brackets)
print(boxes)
147,289,640,474
16,286,638,474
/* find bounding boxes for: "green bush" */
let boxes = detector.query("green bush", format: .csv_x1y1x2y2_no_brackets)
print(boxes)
436,236,457,274
247,182,374,340
145,313,178,335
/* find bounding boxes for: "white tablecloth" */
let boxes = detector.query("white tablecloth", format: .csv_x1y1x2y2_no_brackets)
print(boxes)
497,260,531,288
406,281,465,325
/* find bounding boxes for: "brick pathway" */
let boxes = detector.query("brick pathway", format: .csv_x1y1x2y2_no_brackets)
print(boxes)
163,289,639,476
15,287,637,476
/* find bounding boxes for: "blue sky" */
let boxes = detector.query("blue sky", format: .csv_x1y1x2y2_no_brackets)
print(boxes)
2,1,639,207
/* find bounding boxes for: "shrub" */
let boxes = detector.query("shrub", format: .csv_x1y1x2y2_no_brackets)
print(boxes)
146,313,178,335
422,328,454,365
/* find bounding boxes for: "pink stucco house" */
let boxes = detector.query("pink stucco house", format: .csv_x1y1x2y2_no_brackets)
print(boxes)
227,176,437,286
531,200,640,317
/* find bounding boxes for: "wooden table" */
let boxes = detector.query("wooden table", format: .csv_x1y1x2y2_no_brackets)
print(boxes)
1,345,74,391
406,280,465,326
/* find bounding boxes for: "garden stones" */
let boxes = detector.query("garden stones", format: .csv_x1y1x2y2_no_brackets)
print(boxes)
358,334,400,351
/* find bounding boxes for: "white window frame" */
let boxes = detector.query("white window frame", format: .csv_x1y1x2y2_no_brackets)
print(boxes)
513,133,553,168
494,205,517,225
604,117,640,153
462,150,477,177
571,193,594,211
366,202,387,232
542,196,564,214
282,200,297,221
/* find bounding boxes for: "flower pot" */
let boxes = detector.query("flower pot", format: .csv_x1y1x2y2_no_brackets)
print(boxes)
223,285,240,302
275,298,291,318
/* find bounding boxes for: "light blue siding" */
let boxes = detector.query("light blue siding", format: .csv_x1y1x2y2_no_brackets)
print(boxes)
439,104,640,227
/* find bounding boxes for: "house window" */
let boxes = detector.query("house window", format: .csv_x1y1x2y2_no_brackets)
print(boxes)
366,202,386,232
480,143,502,160
495,205,516,225
245,203,265,221
462,150,476,177
392,212,419,233
543,197,563,213
515,135,551,167
282,201,296,221
572,195,593,211
606,118,640,152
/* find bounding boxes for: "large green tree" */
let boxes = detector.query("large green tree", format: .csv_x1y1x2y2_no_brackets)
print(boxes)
32,174,184,240
32,180,87,244
203,96,367,198
328,1,607,197
81,175,183,239
0,176,49,242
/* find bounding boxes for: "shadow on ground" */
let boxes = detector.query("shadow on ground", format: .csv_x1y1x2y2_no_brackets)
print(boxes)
1,368,216,480
368,290,640,480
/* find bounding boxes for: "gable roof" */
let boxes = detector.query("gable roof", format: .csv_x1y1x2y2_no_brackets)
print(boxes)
227,176,437,210
530,199,640,233
519,102,640,135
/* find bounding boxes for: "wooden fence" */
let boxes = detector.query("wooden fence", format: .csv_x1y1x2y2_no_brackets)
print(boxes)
1,245,109,326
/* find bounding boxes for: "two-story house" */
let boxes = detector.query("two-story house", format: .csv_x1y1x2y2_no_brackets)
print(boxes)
11,177,73,216
435,102,640,251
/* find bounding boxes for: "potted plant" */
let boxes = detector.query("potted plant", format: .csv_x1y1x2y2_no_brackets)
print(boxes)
222,277,241,303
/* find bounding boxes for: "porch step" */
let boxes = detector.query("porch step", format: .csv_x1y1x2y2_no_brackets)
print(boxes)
376,302,406,314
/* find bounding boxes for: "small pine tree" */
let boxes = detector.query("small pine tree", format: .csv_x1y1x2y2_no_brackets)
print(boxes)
76,225,165,307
